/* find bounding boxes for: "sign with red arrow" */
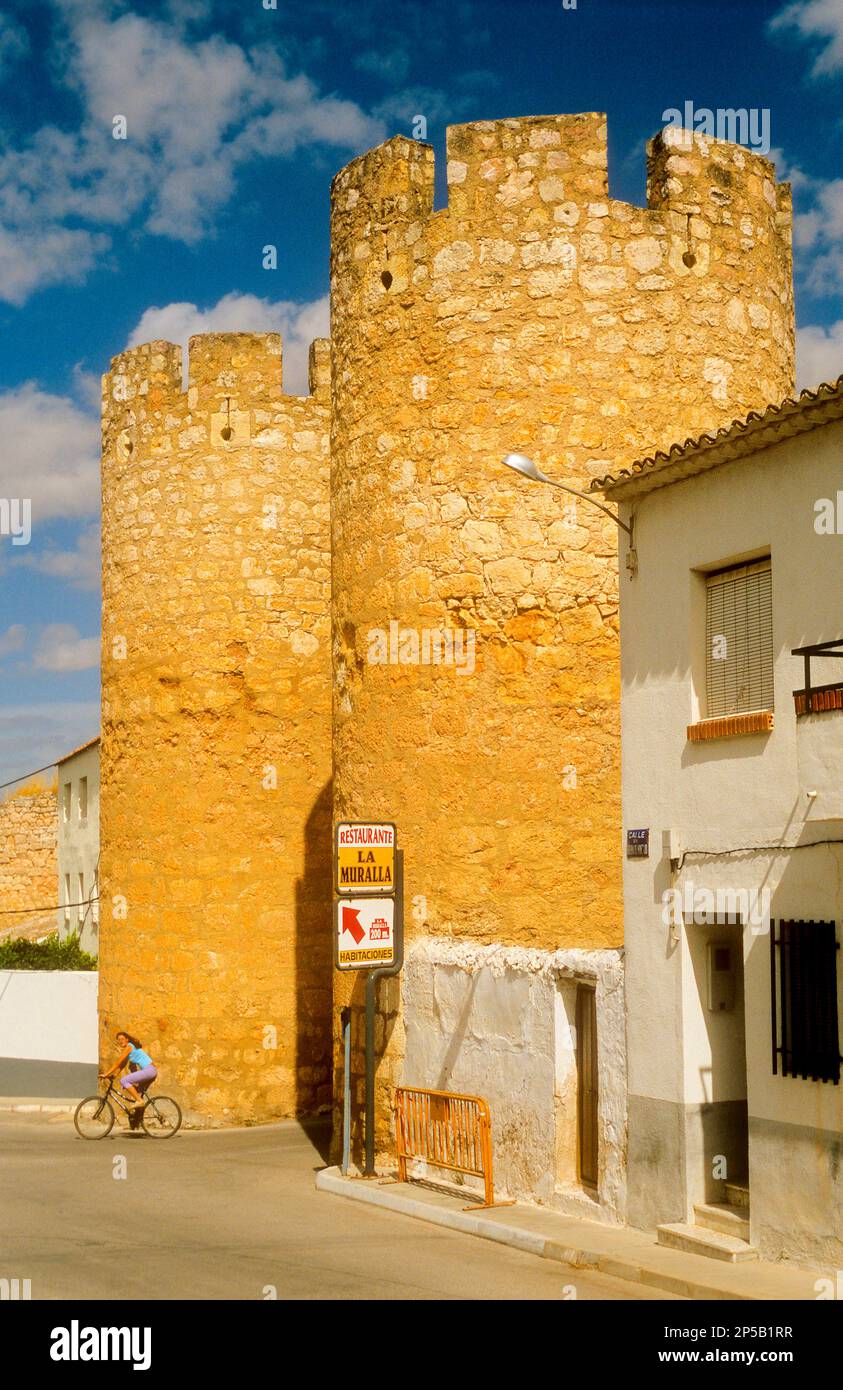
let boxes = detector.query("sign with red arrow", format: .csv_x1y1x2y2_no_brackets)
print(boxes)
336,897,395,971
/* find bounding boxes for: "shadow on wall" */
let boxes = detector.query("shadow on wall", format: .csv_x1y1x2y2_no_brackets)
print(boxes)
295,778,333,1146
435,970,480,1092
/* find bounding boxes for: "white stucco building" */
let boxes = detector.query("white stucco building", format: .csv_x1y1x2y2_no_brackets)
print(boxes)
57,737,100,956
596,380,843,1270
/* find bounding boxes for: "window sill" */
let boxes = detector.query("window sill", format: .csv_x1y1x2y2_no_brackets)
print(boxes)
794,686,843,716
687,710,774,742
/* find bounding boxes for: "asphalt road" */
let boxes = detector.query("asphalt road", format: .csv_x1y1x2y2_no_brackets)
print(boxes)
0,1111,677,1301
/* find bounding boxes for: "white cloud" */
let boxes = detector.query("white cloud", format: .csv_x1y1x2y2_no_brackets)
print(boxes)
0,6,384,301
0,624,25,658
127,292,330,395
771,0,843,76
0,384,100,522
796,320,843,389
33,624,100,673
766,151,843,293
71,363,103,413
767,147,817,197
22,522,101,591
791,178,843,292
0,224,108,306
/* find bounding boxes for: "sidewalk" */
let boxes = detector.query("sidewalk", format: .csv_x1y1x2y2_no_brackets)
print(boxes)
316,1167,822,1301
0,1096,77,1113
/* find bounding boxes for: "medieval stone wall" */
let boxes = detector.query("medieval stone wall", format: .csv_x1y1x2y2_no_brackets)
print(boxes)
329,115,794,1161
99,333,332,1124
96,113,795,1148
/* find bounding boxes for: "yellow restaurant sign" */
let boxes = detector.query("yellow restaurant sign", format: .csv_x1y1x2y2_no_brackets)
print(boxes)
335,822,396,895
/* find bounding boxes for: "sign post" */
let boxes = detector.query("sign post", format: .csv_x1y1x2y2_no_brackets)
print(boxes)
333,822,404,1178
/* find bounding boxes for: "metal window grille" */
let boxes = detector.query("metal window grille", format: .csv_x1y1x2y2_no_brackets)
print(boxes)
770,919,841,1084
706,559,774,718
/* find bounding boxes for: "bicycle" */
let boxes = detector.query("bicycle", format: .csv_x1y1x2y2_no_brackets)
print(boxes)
74,1076,182,1140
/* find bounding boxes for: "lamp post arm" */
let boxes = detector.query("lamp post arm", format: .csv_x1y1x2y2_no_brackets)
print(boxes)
542,478,633,540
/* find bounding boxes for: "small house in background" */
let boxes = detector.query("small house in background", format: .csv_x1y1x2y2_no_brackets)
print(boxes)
56,738,100,955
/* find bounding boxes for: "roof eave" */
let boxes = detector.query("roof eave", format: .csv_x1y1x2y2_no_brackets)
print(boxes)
592,375,843,501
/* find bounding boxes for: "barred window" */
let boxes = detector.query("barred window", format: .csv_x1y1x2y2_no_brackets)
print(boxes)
706,559,773,718
771,920,841,1084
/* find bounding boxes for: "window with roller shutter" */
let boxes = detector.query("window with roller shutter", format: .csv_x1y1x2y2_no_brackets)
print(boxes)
705,559,774,719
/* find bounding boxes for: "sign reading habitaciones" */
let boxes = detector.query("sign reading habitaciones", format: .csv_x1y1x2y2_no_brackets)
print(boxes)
335,897,395,971
335,822,395,894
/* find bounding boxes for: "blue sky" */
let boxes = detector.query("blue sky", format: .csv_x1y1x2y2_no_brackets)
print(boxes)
1,0,842,784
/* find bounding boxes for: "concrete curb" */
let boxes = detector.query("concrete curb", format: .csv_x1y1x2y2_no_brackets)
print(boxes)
315,1167,814,1301
0,1097,79,1113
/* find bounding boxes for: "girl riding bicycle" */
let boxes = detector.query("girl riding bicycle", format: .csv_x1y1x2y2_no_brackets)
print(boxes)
101,1030,158,1107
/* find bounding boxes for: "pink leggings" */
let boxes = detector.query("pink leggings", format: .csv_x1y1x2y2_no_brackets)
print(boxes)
120,1065,157,1093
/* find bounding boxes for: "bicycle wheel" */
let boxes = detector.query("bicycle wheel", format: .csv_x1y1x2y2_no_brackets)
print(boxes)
74,1095,115,1140
142,1095,182,1138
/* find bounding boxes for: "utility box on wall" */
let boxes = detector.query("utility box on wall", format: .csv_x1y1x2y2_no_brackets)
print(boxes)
707,942,736,1012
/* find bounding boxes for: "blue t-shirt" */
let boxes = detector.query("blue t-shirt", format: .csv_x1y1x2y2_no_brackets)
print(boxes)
128,1046,153,1068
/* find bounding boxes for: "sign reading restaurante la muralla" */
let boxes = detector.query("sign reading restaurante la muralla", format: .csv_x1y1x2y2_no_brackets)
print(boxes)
335,822,396,894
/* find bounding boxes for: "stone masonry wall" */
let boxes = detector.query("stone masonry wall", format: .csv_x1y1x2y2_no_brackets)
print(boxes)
0,787,58,932
329,115,794,1164
99,333,333,1125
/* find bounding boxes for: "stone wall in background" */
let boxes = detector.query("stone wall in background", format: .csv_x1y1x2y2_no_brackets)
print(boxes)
0,785,58,933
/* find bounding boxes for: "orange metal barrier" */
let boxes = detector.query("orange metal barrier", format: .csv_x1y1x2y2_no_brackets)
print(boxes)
394,1086,513,1210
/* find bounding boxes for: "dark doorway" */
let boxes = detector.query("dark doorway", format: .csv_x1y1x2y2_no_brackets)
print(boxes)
576,984,599,1188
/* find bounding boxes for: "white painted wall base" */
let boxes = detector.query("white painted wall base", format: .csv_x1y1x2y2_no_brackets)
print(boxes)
402,938,626,1221
0,970,98,1063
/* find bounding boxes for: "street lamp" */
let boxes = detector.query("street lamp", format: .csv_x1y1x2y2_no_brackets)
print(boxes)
501,453,637,574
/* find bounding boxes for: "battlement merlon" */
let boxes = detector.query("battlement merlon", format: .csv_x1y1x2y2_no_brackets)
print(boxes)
331,114,791,266
330,135,435,265
186,332,283,407
445,113,608,224
102,332,333,441
101,339,181,423
647,127,792,242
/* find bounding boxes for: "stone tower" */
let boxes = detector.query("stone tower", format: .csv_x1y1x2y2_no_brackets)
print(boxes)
99,333,332,1124
329,115,794,1165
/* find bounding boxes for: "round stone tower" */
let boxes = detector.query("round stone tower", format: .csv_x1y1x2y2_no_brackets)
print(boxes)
329,114,794,1158
99,332,332,1124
